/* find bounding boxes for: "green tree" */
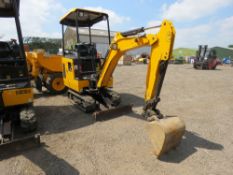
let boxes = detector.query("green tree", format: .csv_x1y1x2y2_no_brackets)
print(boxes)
23,37,62,54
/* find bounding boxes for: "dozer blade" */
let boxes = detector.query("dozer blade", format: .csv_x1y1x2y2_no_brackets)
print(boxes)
146,117,185,157
0,134,41,158
93,105,132,121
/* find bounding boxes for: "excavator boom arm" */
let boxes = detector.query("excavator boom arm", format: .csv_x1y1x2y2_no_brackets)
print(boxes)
97,20,175,103
97,33,158,87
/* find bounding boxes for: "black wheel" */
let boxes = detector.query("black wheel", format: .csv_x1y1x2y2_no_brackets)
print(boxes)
20,106,37,132
202,61,208,69
46,73,67,94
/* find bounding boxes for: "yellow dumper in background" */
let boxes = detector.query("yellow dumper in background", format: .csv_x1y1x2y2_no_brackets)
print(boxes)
26,51,67,94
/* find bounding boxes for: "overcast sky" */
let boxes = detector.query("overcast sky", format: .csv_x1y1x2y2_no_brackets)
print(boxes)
0,0,233,48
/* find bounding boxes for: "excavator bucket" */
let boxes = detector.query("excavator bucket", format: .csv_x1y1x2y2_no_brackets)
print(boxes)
93,105,133,121
146,117,185,157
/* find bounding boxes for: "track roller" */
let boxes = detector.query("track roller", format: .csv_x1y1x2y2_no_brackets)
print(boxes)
68,90,97,113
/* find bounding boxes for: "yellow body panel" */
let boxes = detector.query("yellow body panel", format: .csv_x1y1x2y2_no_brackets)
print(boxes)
26,52,63,77
2,88,33,107
62,57,89,92
62,57,113,92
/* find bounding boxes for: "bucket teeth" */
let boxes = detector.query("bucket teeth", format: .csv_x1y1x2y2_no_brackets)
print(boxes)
93,105,132,121
146,116,185,157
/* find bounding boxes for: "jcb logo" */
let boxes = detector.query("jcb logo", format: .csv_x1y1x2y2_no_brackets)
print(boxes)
16,89,31,95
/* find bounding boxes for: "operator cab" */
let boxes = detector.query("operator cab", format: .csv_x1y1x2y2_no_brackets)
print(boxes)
60,8,111,80
0,0,29,86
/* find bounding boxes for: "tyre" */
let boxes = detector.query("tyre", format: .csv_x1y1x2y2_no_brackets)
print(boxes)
46,73,67,94
20,106,37,132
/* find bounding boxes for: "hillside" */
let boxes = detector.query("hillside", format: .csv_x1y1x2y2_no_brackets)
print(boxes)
173,48,196,57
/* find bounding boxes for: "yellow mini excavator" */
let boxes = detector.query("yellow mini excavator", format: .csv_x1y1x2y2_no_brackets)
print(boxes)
0,0,40,155
60,8,185,157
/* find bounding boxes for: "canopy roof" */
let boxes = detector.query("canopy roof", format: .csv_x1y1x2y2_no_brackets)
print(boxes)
0,0,19,17
60,8,108,27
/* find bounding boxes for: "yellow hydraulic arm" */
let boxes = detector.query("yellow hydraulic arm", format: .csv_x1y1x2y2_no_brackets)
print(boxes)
97,20,175,102
97,20,185,157
97,19,176,119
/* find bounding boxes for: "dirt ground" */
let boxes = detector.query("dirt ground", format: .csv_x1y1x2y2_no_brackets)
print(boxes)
0,64,233,175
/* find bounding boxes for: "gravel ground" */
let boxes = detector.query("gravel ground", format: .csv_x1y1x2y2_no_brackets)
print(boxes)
0,64,233,175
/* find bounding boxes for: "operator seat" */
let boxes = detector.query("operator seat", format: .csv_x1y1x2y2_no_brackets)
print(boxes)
74,42,98,79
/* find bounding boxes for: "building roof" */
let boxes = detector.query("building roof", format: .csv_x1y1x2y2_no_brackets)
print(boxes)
67,27,116,37
60,8,108,27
